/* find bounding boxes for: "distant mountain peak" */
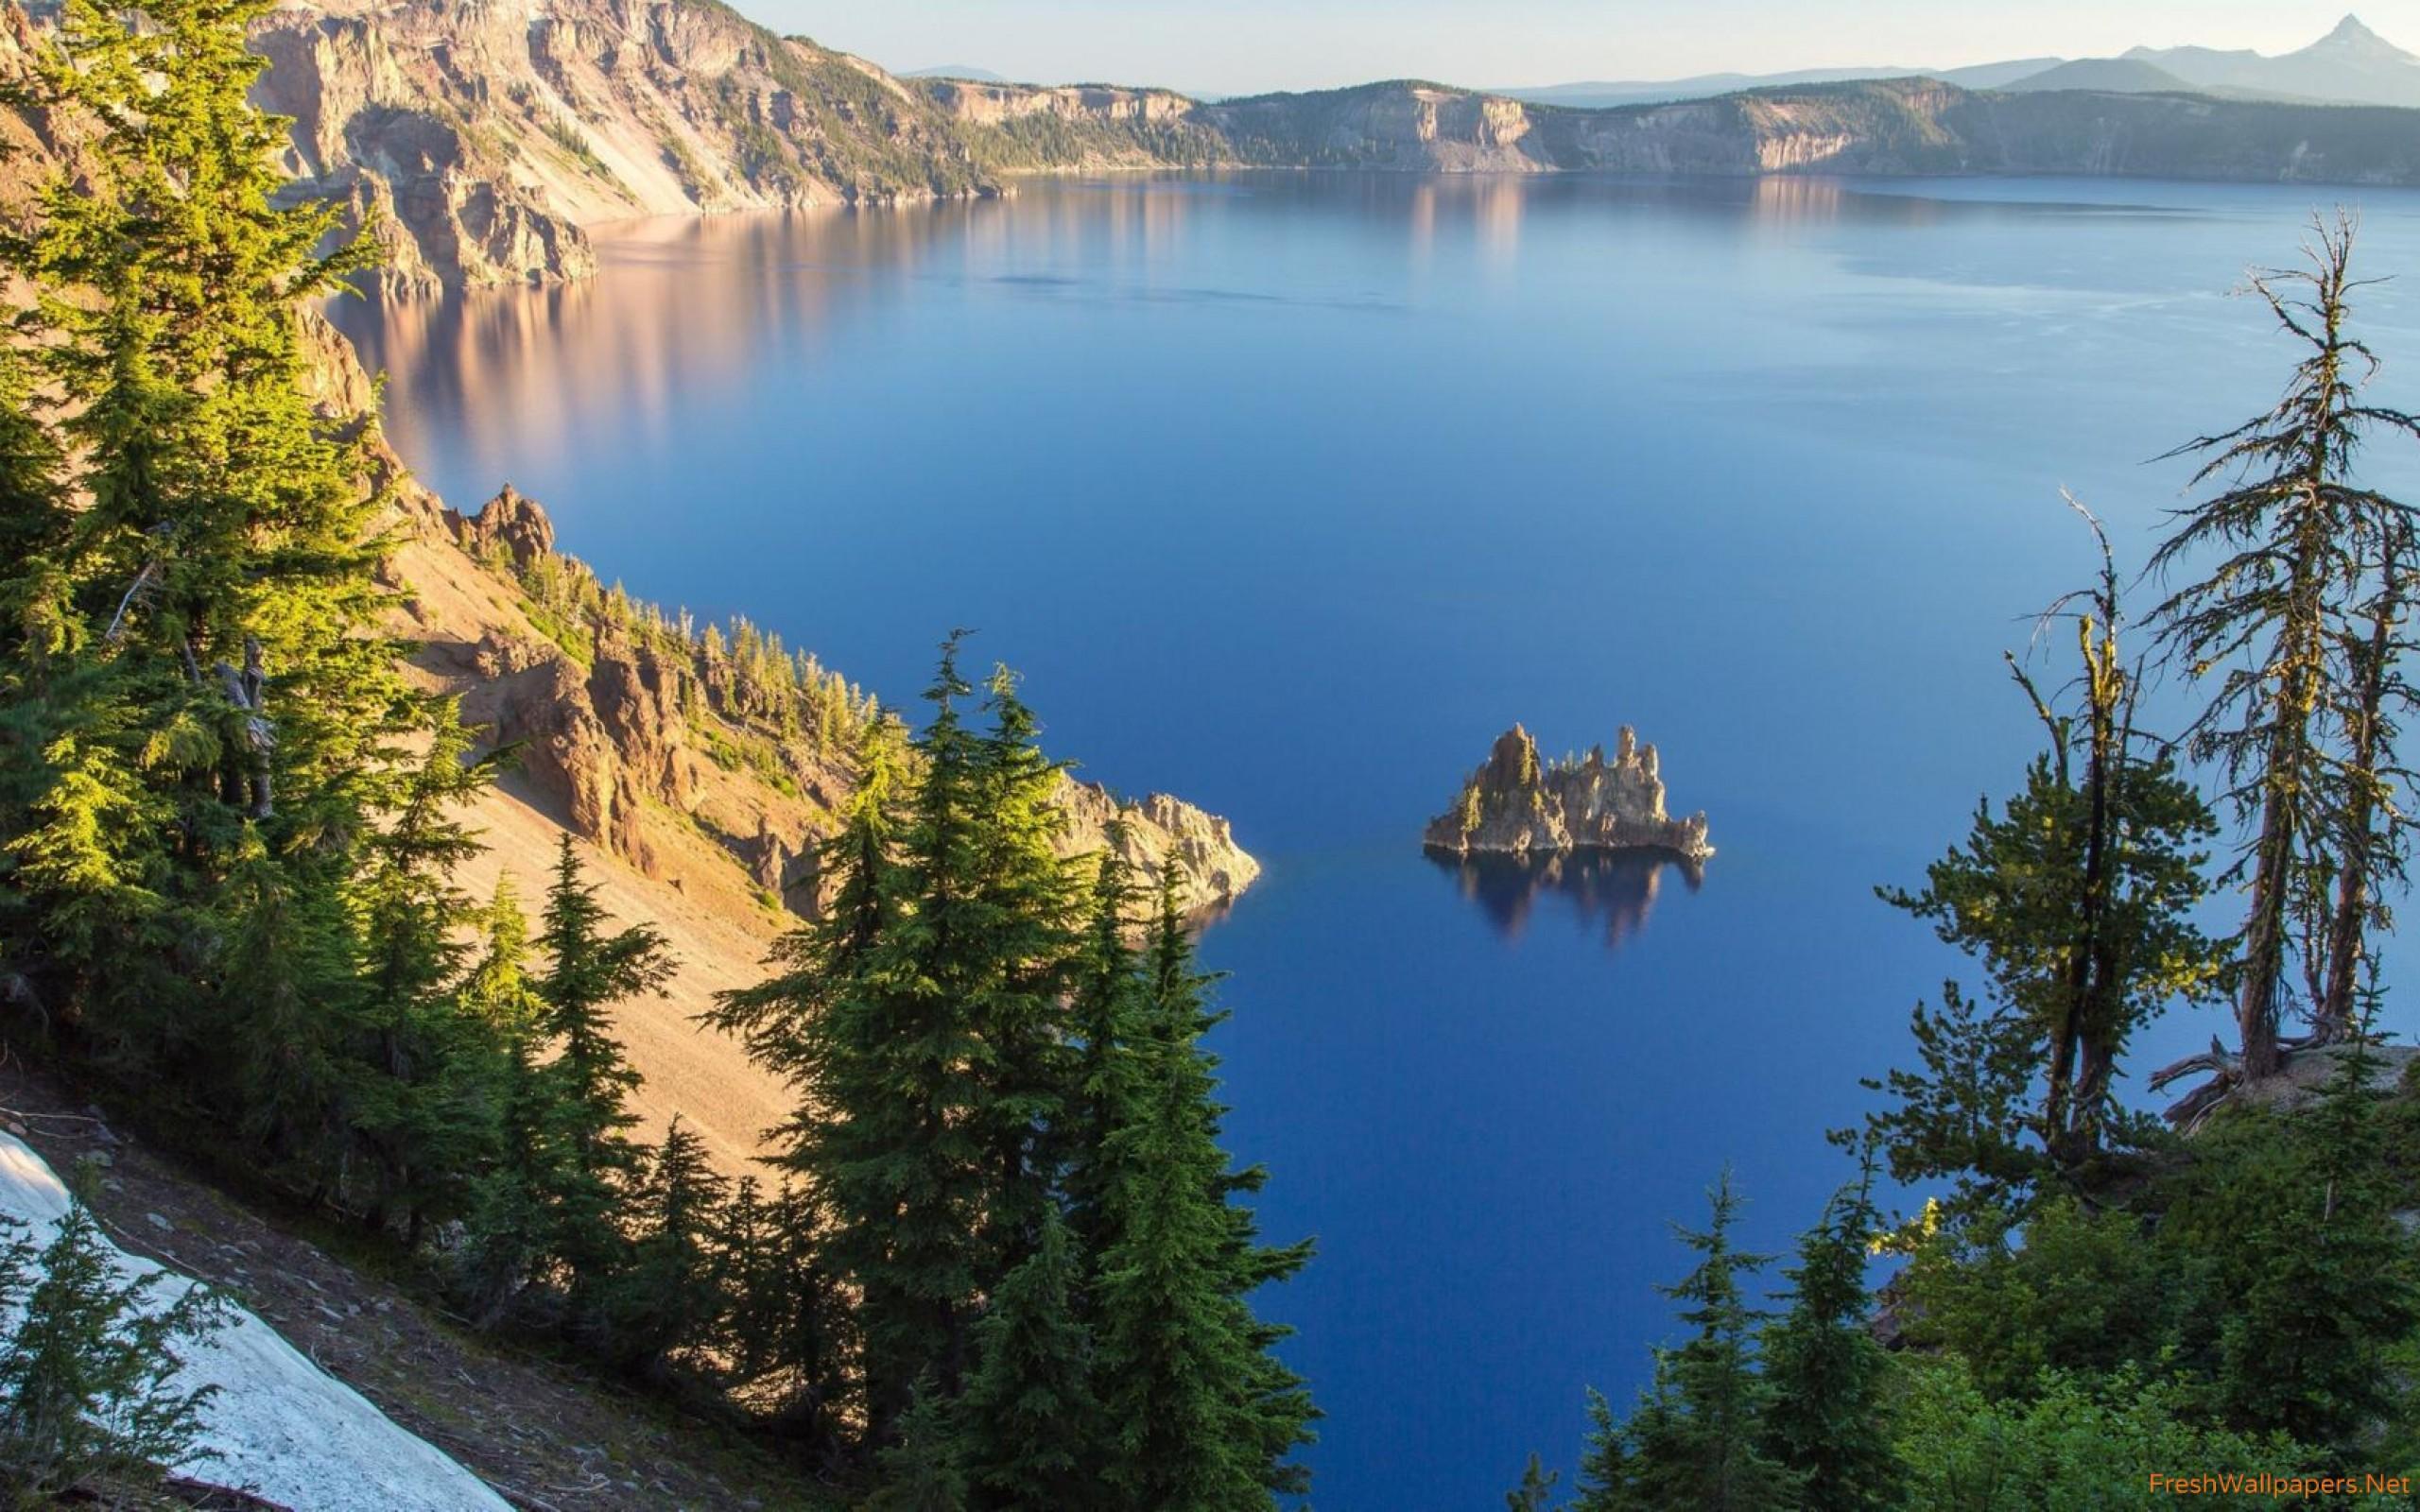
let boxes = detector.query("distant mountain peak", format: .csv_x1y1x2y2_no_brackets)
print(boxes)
2302,12,2414,60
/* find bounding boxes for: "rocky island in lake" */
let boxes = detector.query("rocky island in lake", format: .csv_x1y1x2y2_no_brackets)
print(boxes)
1425,724,1713,863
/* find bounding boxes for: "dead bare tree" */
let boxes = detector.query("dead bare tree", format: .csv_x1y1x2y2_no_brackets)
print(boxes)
214,636,274,820
2148,210,2420,1085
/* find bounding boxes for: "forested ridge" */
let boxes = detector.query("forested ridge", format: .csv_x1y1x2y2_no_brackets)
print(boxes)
0,0,1308,1504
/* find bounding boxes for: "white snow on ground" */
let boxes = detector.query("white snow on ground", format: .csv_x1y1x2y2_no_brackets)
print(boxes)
0,1134,511,1512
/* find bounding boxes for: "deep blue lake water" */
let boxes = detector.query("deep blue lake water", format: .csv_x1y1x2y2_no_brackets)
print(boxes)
334,173,2420,1510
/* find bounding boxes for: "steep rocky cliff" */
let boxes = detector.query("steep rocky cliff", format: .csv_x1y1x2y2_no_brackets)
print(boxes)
1214,75,2420,181
1426,724,1713,863
924,78,1231,170
1206,82,1555,171
408,484,1256,922
386,482,1259,1172
241,0,1011,294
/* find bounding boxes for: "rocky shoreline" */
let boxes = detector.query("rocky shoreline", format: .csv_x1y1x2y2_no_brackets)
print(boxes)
13,0,2401,298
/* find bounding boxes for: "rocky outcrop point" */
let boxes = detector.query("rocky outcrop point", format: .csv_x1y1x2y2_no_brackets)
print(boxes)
1056,779,1263,911
417,486,1258,919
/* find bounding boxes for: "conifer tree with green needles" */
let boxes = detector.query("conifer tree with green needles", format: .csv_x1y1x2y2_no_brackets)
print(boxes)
351,712,504,1245
1062,829,1146,1267
533,836,670,1324
614,1115,731,1379
1877,515,2221,1204
965,664,1085,1280
1504,1452,1562,1511
1759,1150,1901,1512
959,1206,1106,1511
1580,1172,1797,1512
1088,869,1315,1510
0,1190,226,1506
458,879,562,1328
0,0,501,1231
703,744,899,1450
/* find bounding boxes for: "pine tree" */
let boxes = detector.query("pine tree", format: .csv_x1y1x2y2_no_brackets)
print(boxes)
348,711,501,1243
0,344,77,1027
0,346,66,576
963,664,1084,1280
705,740,902,1445
1876,515,2221,1197
716,1176,779,1383
204,833,362,1183
842,638,995,1419
462,879,544,1056
1760,1155,1901,1512
614,1115,730,1378
19,0,389,803
1858,983,2040,1228
1569,1389,1630,1512
1588,1363,1694,1512
707,742,898,1087
533,836,670,1314
23,0,385,711
717,641,1003,1442
1089,873,1315,1509
960,1206,1106,1511
0,1192,226,1506
738,640,1083,1442
0,0,484,1234
1505,1452,1562,1511
2211,982,2418,1443
712,1171,850,1456
759,1177,850,1460
865,1378,968,1512
0,342,71,710
457,879,562,1327
1585,1173,1796,1512
2148,213,2420,1079
1063,833,1146,1266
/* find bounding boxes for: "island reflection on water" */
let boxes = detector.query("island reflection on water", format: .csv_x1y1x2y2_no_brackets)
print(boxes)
1427,849,1703,951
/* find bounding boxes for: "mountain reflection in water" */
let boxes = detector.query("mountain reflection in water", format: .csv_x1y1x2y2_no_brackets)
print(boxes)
1429,849,1703,950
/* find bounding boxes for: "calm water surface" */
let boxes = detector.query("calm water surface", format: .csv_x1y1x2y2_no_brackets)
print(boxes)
333,174,2420,1510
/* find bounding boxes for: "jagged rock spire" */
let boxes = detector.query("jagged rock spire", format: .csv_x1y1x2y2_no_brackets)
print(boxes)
1424,724,1712,862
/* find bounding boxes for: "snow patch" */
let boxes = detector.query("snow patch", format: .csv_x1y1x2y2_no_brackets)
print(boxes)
0,1134,510,1511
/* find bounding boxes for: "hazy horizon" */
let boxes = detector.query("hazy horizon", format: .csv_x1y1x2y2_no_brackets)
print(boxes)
762,0,2420,96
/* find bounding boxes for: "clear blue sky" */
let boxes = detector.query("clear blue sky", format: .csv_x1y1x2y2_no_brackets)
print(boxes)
758,1,2420,95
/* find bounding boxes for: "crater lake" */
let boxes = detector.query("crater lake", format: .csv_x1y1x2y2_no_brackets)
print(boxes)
332,172,2420,1510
